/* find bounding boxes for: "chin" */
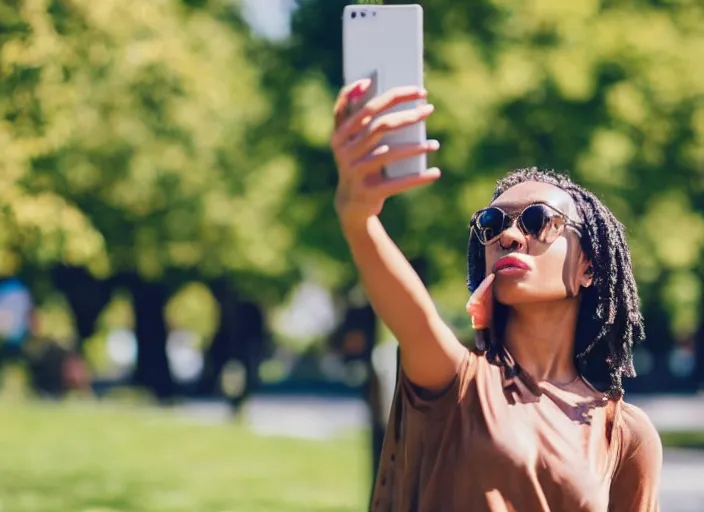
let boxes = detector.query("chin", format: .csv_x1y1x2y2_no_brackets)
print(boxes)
494,280,568,306
494,286,534,306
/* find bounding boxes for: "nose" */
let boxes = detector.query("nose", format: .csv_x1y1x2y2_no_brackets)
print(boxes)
497,219,526,251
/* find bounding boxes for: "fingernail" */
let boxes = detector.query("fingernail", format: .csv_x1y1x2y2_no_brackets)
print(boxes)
421,104,435,114
349,79,371,101
427,139,440,150
349,85,364,101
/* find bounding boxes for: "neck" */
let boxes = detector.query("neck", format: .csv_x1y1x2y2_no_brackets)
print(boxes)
502,297,581,384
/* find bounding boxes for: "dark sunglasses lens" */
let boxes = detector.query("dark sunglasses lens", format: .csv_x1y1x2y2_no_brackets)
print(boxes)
520,205,549,237
476,208,505,243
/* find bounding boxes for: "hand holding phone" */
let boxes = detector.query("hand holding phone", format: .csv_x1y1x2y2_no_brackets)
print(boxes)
332,5,441,230
331,80,440,231
342,4,431,180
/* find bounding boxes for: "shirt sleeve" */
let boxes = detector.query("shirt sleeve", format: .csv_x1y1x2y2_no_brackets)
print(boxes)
398,347,476,419
370,348,477,511
609,403,663,512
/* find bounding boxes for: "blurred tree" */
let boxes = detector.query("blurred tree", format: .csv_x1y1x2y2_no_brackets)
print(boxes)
0,2,109,279
50,265,112,352
1,0,300,398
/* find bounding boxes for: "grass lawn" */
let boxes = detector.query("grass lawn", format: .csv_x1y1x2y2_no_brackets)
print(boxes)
659,430,704,450
0,401,370,512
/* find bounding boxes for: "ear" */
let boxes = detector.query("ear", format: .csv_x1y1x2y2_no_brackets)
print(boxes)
580,259,594,288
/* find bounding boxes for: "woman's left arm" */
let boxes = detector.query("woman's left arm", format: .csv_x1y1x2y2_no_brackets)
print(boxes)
608,405,663,512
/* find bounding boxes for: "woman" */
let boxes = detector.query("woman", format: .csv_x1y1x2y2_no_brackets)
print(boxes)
330,79,662,511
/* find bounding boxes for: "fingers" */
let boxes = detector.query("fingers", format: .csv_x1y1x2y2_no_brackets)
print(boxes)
470,308,491,330
333,79,372,131
467,273,495,330
353,140,440,176
331,85,428,149
330,84,441,212
364,167,442,197
344,104,435,163
470,273,495,306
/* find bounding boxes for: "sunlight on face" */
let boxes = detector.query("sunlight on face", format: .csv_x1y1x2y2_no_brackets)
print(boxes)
484,182,591,306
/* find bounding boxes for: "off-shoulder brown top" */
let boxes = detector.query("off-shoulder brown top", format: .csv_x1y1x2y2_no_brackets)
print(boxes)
370,348,662,511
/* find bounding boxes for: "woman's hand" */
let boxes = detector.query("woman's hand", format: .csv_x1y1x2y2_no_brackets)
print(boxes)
330,79,441,230
466,273,495,330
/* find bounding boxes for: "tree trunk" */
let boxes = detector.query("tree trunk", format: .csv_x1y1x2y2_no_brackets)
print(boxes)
129,276,175,402
50,266,112,351
231,300,266,408
340,303,380,489
695,313,704,390
198,280,266,409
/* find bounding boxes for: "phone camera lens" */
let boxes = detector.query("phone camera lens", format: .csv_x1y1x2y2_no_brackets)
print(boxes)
351,11,356,18
361,11,366,17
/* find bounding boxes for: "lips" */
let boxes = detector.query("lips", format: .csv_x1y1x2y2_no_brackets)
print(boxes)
492,256,531,273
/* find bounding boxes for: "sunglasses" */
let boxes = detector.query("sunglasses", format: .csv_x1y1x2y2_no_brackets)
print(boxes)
469,203,583,246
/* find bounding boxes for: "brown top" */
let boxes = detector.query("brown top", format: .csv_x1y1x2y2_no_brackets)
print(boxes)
371,348,663,512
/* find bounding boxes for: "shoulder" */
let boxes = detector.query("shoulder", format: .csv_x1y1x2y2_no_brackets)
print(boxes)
618,401,662,453
399,347,479,415
615,400,663,474
608,400,662,510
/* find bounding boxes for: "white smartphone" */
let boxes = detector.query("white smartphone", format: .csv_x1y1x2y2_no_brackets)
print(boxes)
342,4,426,180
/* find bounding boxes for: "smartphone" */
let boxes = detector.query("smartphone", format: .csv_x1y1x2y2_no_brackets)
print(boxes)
342,4,426,180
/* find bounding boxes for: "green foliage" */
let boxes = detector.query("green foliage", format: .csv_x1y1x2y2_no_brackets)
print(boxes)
33,292,76,344
165,281,218,342
2,0,299,300
285,0,704,342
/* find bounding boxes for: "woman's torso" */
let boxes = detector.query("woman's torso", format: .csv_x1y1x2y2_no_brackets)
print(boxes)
371,349,655,512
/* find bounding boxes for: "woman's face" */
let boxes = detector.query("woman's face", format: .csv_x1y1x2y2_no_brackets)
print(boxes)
482,181,592,306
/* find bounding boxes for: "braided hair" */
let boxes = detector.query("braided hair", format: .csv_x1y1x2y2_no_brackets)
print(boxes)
466,167,644,398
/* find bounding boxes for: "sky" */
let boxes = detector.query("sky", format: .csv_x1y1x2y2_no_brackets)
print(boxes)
241,0,297,41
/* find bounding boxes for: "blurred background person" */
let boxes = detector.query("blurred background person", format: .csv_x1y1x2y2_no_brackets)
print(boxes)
23,309,92,399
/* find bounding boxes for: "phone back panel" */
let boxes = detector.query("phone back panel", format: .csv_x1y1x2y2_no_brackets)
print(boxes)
342,4,425,179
